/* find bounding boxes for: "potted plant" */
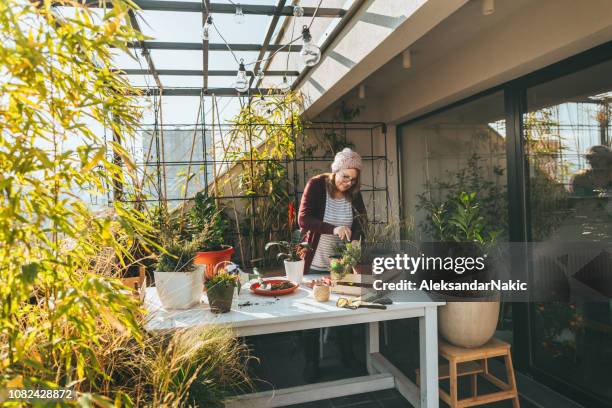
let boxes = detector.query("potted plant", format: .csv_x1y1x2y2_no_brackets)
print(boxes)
190,193,234,279
265,230,311,284
330,240,361,279
428,191,501,348
154,239,203,310
204,266,240,314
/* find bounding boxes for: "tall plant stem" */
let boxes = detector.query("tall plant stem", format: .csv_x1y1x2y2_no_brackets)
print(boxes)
213,94,246,266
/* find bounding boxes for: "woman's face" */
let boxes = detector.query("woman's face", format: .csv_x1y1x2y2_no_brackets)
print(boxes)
335,169,359,192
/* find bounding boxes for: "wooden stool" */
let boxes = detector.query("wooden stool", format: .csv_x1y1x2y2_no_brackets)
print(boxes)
416,338,519,408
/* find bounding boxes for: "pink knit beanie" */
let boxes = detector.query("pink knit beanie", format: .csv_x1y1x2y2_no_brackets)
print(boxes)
331,148,362,173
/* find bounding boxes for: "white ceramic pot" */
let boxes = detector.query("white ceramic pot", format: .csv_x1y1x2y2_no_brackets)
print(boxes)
438,292,501,348
284,259,304,284
154,269,203,309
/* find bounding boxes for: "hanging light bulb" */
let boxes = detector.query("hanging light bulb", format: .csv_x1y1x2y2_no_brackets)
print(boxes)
234,3,245,24
234,59,249,93
202,16,212,41
278,76,291,92
300,25,321,67
293,3,304,17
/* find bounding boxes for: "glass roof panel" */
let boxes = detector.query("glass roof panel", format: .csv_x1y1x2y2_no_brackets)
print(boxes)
149,50,202,70
137,11,201,43
100,0,352,122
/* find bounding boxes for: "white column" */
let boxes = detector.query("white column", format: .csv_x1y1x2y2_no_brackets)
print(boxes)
419,306,439,408
366,321,380,374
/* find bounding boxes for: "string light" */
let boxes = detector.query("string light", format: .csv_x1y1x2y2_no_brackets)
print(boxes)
254,95,270,117
202,16,212,41
194,0,325,91
278,76,291,92
293,4,304,17
254,68,264,84
300,25,321,67
234,59,249,93
234,3,245,24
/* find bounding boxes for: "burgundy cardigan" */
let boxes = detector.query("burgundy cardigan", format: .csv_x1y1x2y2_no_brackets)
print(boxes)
298,174,367,274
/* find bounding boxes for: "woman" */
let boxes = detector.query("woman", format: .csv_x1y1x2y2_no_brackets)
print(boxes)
298,147,367,274
297,148,368,381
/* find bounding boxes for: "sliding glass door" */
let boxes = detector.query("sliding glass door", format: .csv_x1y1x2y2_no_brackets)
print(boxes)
523,58,612,406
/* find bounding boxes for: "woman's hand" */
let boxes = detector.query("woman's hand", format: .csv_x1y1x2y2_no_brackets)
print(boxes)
333,226,352,241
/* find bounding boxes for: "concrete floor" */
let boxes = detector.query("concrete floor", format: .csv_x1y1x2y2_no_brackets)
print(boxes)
283,388,538,408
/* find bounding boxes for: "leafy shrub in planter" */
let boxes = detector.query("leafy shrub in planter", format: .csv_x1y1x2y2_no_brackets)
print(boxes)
189,192,230,252
156,239,197,272
205,272,241,314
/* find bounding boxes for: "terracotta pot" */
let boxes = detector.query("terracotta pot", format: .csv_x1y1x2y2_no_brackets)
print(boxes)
206,284,235,314
154,270,203,310
438,292,501,348
194,246,234,279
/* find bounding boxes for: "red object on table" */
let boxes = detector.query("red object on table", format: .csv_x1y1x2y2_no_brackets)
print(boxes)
250,279,299,296
305,276,332,288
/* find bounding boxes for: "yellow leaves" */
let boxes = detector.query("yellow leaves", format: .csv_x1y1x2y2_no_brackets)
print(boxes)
82,146,107,172
7,375,23,388
1,0,154,402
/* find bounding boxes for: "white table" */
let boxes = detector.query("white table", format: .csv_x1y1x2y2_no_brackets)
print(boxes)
144,276,444,408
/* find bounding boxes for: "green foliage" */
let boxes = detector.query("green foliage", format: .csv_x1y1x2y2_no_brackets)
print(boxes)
0,2,253,405
0,0,177,403
224,92,305,266
189,192,229,252
0,0,147,393
430,192,500,244
265,230,311,262
331,240,362,278
87,325,253,407
155,239,197,273
416,154,507,240
534,302,584,358
204,272,240,291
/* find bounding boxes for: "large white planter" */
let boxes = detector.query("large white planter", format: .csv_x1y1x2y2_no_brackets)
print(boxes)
284,259,304,284
154,269,203,310
438,293,501,348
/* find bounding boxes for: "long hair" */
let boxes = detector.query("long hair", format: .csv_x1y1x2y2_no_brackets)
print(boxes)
323,172,361,202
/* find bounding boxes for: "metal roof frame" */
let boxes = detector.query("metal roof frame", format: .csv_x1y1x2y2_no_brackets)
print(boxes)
54,1,356,97
141,87,283,96
124,41,302,52
79,1,345,16
118,69,299,76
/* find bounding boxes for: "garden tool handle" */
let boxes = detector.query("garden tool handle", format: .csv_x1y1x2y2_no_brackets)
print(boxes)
353,301,387,310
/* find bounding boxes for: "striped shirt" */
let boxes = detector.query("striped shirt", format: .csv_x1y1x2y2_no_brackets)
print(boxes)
311,192,353,271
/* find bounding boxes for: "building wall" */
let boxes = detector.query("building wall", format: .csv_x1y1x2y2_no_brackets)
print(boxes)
310,0,612,238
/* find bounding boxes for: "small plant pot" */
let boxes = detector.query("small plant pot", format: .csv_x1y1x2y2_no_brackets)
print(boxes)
206,284,235,314
284,259,304,284
195,246,234,279
313,284,330,302
154,270,203,310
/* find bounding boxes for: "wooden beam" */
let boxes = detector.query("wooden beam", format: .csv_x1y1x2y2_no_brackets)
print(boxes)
127,11,162,89
249,0,286,90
